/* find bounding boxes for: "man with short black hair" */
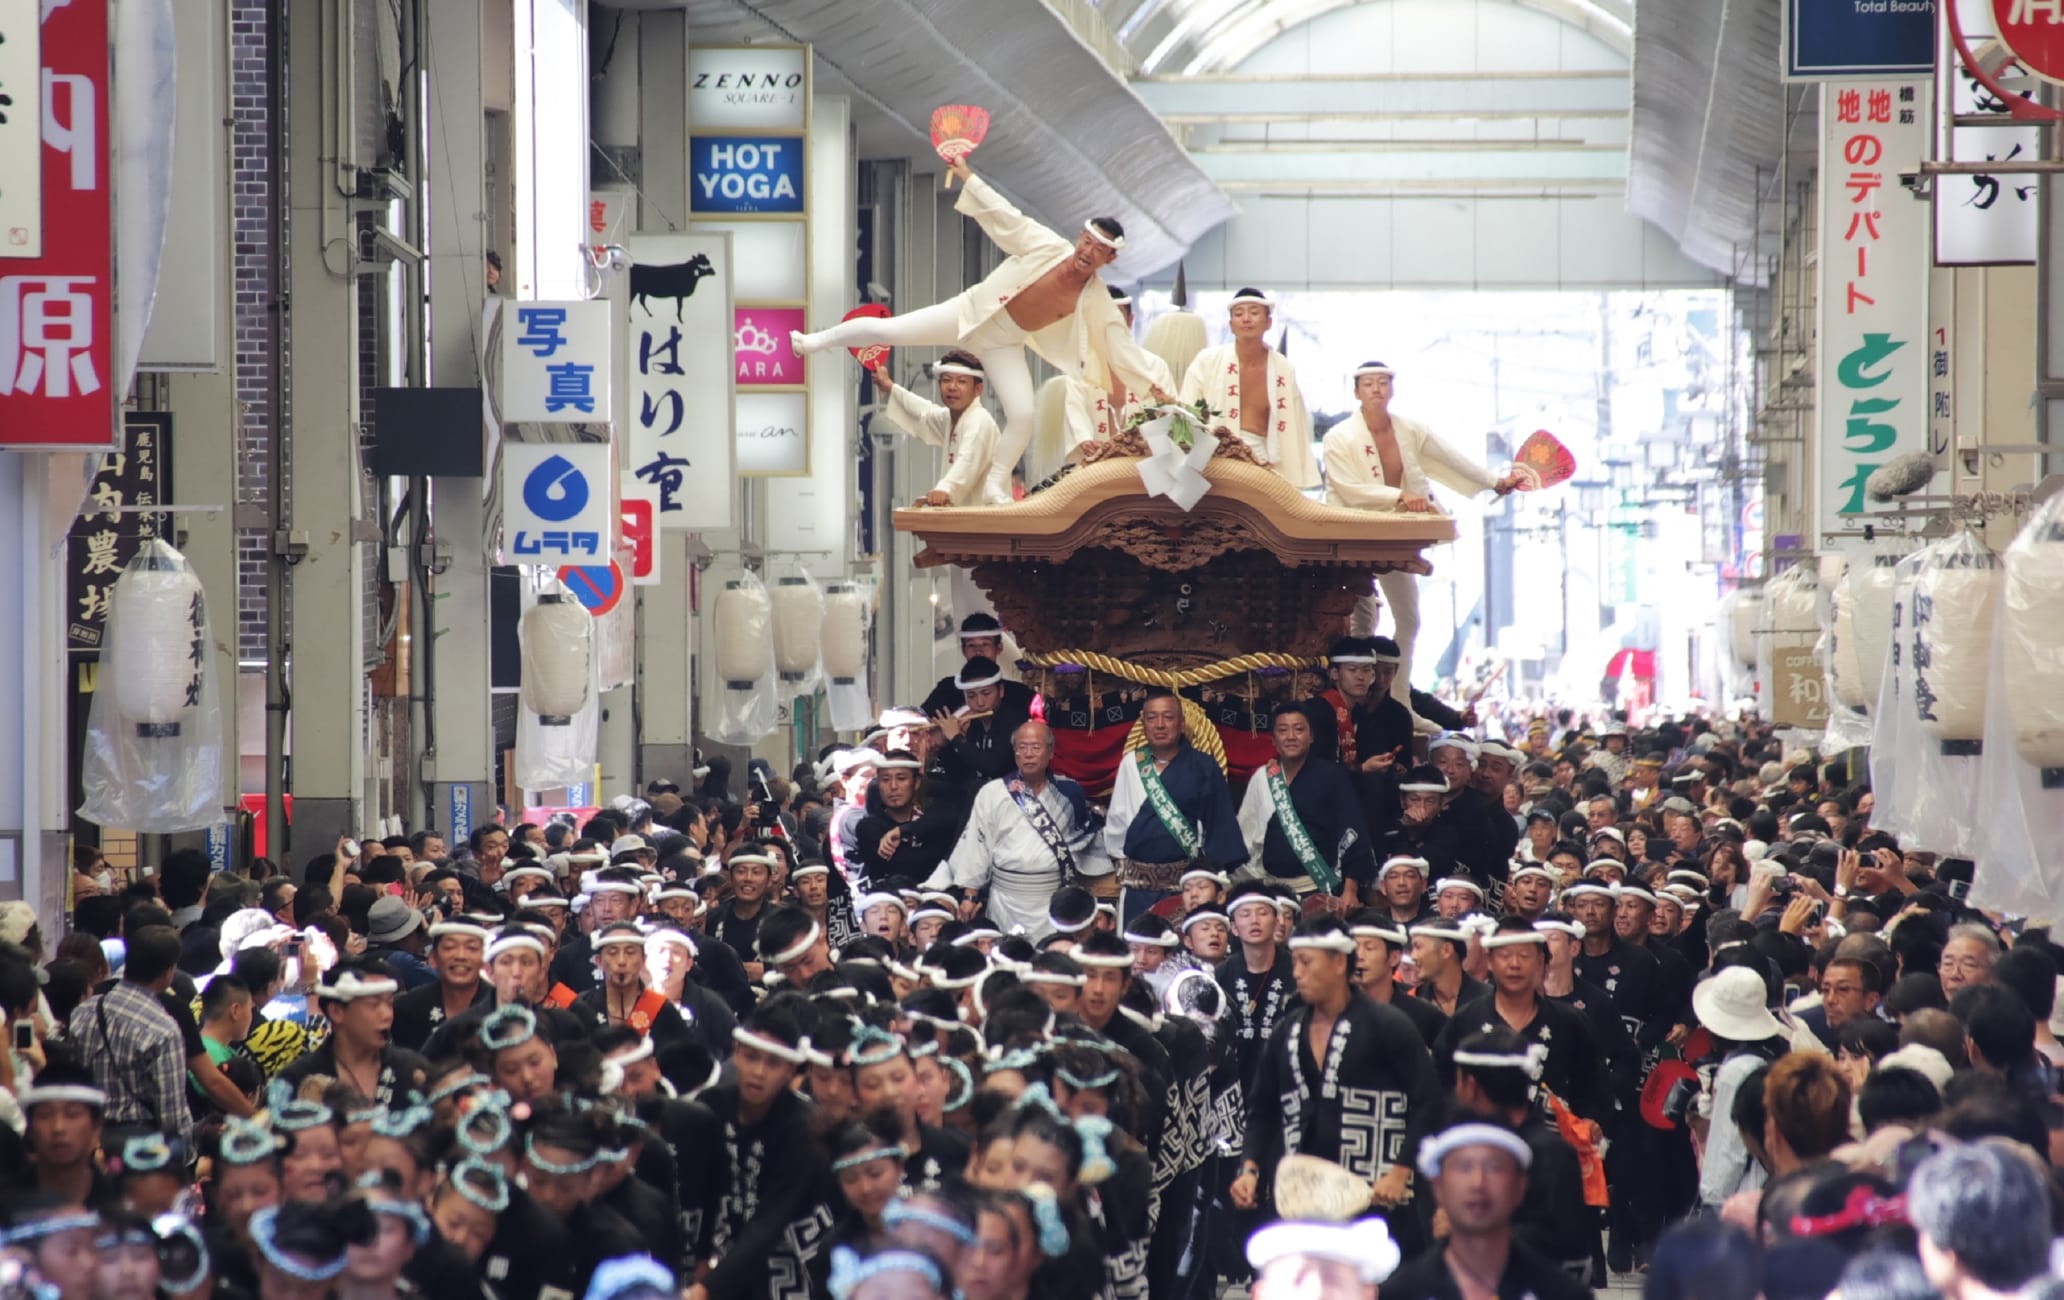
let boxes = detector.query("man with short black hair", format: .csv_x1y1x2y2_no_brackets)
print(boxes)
277,958,428,1107
872,347,1009,507
66,925,192,1144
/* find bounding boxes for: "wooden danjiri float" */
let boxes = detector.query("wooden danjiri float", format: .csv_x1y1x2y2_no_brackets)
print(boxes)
893,426,1459,795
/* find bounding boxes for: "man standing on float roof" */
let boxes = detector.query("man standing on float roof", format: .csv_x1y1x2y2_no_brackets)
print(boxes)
792,157,1172,502
1177,288,1320,488
1322,360,1525,714
869,348,1010,508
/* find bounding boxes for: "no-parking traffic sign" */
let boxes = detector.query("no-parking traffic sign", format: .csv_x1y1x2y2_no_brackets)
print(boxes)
557,561,625,616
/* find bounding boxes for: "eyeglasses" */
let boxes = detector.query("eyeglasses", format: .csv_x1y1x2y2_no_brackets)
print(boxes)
1939,955,1989,974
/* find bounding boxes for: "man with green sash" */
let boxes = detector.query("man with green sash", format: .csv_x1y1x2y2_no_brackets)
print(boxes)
1104,689,1247,925
1237,701,1377,913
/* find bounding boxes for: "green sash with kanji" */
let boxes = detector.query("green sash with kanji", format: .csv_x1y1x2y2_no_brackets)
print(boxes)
1266,759,1341,894
1136,748,1202,858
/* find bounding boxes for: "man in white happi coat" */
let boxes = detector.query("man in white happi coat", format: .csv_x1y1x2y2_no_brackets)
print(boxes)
794,159,1172,501
1056,285,1176,459
929,720,1109,939
871,348,1010,507
1321,360,1524,714
1176,287,1320,489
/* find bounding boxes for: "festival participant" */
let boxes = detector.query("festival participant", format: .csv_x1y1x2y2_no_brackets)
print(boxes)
1021,951,1088,1017
1434,737,1521,885
708,849,779,980
1382,1119,1591,1300
872,349,1010,507
19,1059,114,1212
1179,867,1230,915
1373,769,1462,879
1219,883,1297,1084
793,157,1171,503
1231,917,1443,1252
1374,856,1437,928
1410,918,1485,1019
922,615,1037,719
1347,912,1447,1047
853,891,911,953
1434,918,1607,1123
686,1003,828,1300
847,1025,972,1193
1449,1029,1598,1278
1237,701,1377,912
1307,635,1414,781
391,913,493,1052
573,922,692,1051
420,927,589,1061
758,907,838,989
1432,878,1487,921
1104,691,1247,923
552,867,646,997
1180,905,1232,970
1535,912,1640,1107
1503,864,1559,922
1244,1216,1402,1300
277,960,428,1109
1175,288,1319,486
790,861,863,954
934,721,1107,939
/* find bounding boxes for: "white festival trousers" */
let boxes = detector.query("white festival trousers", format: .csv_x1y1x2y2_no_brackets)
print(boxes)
801,299,1038,499
1351,572,1421,710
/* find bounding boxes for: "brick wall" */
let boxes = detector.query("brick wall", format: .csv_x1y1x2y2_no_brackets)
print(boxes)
231,0,281,661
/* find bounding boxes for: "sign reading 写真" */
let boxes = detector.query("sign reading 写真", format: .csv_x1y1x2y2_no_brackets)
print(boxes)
500,300,612,425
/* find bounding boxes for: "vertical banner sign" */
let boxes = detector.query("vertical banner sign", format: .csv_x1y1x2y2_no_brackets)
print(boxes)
499,299,612,425
449,784,470,853
620,497,657,585
621,232,734,531
1785,0,1938,79
501,440,613,565
1816,81,1932,553
586,189,630,265
67,411,170,648
0,0,113,448
689,45,811,478
1935,3,2039,264
0,0,41,258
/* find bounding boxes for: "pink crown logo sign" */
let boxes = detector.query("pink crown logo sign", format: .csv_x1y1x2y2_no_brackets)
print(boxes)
735,307,806,386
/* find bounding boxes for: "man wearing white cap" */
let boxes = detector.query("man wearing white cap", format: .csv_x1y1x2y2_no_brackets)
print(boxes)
1245,1217,1401,1300
1383,1117,1591,1300
1322,361,1525,716
1175,288,1320,487
933,721,1108,939
793,157,1172,503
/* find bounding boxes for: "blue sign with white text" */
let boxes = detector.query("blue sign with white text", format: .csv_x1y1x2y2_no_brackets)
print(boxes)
1785,0,1935,79
690,135,805,215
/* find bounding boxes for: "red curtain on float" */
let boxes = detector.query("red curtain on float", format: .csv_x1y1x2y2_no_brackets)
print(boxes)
1051,721,1273,798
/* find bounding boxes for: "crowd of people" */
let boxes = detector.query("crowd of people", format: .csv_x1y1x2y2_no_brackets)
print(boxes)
6,630,2063,1300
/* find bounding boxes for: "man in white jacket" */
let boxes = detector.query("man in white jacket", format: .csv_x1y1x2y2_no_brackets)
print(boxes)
1322,361,1523,712
793,159,1170,501
870,349,1009,507
1176,287,1319,488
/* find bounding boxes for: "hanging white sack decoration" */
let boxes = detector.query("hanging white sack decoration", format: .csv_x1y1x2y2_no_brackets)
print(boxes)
1905,530,1999,857
709,571,777,745
514,582,600,789
79,539,226,832
1822,558,1876,753
1730,589,1762,667
1756,567,1820,742
1844,555,1904,706
1972,494,2064,919
1912,530,2001,754
821,580,874,732
769,568,826,697
1868,543,1938,844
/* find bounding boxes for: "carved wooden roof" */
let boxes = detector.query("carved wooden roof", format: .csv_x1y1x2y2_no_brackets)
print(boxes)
894,459,1459,574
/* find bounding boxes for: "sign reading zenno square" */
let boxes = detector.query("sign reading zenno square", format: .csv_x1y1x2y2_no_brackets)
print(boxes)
500,300,612,425
688,45,807,131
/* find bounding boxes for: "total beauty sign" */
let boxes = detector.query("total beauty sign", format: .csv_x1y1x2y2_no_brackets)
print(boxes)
0,0,115,448
1814,80,1933,552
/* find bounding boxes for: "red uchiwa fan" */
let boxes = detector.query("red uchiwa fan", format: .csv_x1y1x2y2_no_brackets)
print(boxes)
842,304,892,371
1511,430,1577,490
930,105,991,188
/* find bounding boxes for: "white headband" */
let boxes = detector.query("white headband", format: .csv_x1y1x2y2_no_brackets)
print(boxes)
1560,882,1614,900
857,893,908,916
733,1026,811,1065
1509,865,1559,884
909,905,956,926
1181,868,1230,888
1417,1123,1533,1179
1378,856,1429,881
1327,654,1380,665
1453,1043,1549,1081
952,667,1003,690
1245,1219,1401,1285
1435,878,1485,899
1020,969,1088,988
1429,736,1479,760
1123,927,1181,948
588,880,643,897
934,362,985,380
1083,220,1124,250
486,934,546,962
1534,919,1585,938
595,928,648,950
1180,910,1229,934
645,928,698,956
790,864,831,880
1287,932,1357,954
767,922,825,968
18,1084,107,1110
1072,951,1134,969
1480,931,1549,950
726,853,776,871
873,758,924,772
1229,288,1273,306
1397,779,1448,794
503,866,556,883
1410,923,1470,945
1355,364,1395,377
1349,924,1408,946
317,971,401,1003
1615,885,1658,907
430,921,493,942
606,1037,656,1068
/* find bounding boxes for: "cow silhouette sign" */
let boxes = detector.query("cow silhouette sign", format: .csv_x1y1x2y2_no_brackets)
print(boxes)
630,254,717,321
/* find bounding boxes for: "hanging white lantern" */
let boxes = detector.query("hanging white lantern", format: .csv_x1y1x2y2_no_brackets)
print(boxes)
2004,514,2064,777
1912,537,2002,752
715,578,772,690
770,576,823,684
1817,553,1849,592
1730,589,1762,666
1829,579,1870,711
520,593,592,725
1850,558,1901,704
822,582,868,684
1768,569,1819,638
107,539,207,739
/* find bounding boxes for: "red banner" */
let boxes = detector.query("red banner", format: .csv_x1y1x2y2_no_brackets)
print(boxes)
0,0,114,448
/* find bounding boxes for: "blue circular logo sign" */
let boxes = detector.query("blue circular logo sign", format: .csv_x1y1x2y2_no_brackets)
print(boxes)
524,454,589,522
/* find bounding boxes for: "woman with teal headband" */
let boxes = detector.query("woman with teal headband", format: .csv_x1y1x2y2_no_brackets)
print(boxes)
805,1110,910,1297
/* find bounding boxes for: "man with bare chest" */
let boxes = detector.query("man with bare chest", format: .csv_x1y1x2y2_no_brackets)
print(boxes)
1176,288,1319,488
794,159,1170,502
1321,363,1523,715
